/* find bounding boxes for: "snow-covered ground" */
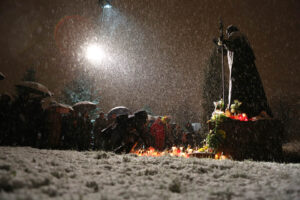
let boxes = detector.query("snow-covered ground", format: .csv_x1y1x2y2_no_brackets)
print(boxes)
0,147,299,200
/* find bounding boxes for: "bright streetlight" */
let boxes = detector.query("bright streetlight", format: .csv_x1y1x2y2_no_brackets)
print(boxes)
85,44,106,63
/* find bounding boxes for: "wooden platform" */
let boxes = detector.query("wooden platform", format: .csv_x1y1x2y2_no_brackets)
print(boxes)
209,119,284,161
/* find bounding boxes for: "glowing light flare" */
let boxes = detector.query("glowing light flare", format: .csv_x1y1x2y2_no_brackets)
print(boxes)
215,152,231,160
229,113,250,121
131,146,233,160
85,44,106,63
131,146,191,158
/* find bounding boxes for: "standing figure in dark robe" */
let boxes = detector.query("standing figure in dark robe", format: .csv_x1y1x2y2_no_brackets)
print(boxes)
220,25,273,118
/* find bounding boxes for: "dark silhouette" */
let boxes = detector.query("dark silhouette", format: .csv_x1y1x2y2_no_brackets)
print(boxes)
93,112,108,149
77,111,93,150
0,94,12,145
221,25,273,118
100,110,151,153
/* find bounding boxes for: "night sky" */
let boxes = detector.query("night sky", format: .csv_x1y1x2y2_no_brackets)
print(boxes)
0,0,299,123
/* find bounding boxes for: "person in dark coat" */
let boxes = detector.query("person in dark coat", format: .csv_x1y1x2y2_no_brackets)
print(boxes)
115,114,139,153
110,114,129,151
113,110,151,153
101,111,151,153
45,108,62,149
93,112,108,149
68,110,80,149
0,94,12,145
171,124,183,146
10,94,29,146
184,122,195,147
133,111,152,146
61,111,78,149
26,97,45,147
220,25,273,118
78,111,92,150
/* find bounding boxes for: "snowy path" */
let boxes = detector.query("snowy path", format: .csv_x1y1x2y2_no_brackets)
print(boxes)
0,147,299,200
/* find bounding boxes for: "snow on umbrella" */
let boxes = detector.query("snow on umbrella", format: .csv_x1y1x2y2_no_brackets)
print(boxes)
46,101,74,114
15,81,53,97
72,101,97,113
0,72,5,80
107,106,131,119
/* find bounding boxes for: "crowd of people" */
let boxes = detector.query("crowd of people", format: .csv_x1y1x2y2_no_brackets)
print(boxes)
0,91,203,152
0,92,94,150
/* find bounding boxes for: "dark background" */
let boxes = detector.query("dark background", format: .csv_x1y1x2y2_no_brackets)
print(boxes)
0,0,299,136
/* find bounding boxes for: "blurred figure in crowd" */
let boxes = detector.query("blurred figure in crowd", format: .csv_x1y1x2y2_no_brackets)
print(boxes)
150,117,165,151
93,112,108,149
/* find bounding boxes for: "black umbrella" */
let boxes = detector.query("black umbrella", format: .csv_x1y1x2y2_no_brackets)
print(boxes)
73,101,97,113
107,106,131,119
15,81,52,97
45,101,74,114
0,72,6,80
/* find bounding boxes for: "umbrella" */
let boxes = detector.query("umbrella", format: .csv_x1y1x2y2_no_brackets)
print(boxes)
46,101,73,114
0,72,5,80
15,81,52,97
107,106,131,119
73,101,97,113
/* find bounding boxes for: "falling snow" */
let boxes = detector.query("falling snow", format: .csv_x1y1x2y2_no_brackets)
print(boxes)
0,1,299,199
0,0,299,125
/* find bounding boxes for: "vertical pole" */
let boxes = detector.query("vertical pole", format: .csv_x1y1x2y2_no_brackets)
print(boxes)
221,44,225,107
219,19,225,110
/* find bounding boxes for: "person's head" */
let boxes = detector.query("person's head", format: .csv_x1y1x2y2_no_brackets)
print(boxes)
134,110,148,124
116,114,128,125
99,112,105,119
127,115,135,128
226,25,239,37
156,117,162,124
111,113,117,119
83,111,89,118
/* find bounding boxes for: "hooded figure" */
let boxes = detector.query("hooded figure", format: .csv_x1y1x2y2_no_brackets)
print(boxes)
222,25,272,118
